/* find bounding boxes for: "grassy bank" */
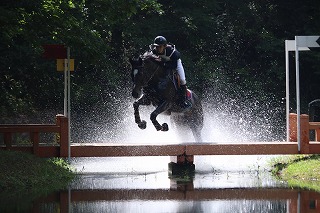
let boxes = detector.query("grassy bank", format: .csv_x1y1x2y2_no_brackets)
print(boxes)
0,150,75,194
270,154,320,192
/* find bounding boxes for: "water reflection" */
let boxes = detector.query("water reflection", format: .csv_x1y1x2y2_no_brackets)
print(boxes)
30,177,319,213
1,156,315,213
1,156,320,212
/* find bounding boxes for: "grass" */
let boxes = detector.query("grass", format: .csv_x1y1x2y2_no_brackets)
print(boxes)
0,150,75,195
0,150,75,212
270,154,320,192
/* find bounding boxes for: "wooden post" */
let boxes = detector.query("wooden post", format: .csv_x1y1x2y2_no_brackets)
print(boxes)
315,128,320,141
170,154,194,164
31,132,40,156
4,132,12,150
170,155,186,164
289,113,310,153
185,155,194,164
300,114,310,153
289,113,297,142
288,198,298,213
56,114,69,157
59,190,70,213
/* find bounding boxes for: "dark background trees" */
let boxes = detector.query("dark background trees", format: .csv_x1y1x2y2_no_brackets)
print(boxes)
1,0,319,122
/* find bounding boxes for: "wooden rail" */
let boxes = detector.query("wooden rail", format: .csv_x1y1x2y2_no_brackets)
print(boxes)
0,114,69,157
68,142,300,157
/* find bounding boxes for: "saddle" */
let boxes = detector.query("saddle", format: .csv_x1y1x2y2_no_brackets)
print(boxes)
155,71,192,99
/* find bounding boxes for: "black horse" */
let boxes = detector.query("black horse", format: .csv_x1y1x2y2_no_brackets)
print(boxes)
129,51,204,142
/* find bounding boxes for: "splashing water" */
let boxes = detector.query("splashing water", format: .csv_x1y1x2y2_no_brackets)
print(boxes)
72,89,285,144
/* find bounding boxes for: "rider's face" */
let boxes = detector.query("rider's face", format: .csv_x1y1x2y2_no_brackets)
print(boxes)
155,45,165,54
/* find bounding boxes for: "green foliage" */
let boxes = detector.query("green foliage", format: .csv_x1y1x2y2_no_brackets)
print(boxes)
1,0,320,117
49,157,75,174
0,150,75,192
0,150,75,212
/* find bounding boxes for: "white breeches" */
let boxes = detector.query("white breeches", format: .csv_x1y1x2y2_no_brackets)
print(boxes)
176,59,186,85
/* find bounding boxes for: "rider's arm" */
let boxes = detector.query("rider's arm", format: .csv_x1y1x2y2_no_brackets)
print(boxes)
164,49,180,70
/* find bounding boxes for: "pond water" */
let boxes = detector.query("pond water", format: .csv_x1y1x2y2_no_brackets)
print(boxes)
2,155,320,213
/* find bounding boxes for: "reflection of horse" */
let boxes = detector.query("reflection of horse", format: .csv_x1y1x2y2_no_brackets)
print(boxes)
129,51,203,142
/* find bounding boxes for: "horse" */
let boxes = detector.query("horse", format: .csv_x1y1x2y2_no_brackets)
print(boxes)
129,51,204,142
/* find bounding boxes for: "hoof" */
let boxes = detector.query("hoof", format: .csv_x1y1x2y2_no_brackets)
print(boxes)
161,123,169,131
155,124,162,131
138,120,147,129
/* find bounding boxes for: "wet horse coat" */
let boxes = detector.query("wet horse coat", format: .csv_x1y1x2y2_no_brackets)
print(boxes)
129,51,203,142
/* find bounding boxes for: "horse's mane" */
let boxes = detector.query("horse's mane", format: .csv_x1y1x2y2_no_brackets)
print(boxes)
141,51,154,59
141,51,163,66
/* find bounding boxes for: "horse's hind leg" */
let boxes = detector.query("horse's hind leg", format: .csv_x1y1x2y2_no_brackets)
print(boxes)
150,101,171,131
133,96,151,129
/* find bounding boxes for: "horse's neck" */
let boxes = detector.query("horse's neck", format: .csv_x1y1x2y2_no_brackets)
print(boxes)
144,58,163,76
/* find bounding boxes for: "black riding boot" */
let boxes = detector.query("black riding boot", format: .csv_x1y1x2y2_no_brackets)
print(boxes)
178,84,192,110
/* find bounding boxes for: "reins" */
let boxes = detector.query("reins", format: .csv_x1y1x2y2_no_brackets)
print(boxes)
140,56,161,86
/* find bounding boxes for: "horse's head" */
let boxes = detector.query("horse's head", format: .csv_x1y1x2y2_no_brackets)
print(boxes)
129,55,145,98
129,52,162,99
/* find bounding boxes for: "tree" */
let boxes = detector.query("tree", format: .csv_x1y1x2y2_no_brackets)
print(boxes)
1,0,320,122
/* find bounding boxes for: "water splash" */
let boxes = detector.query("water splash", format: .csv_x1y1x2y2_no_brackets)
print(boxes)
72,90,285,144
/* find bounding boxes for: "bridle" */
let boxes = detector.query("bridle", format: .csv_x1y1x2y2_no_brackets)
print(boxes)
133,56,160,87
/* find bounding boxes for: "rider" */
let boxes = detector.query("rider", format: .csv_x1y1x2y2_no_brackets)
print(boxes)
150,35,191,109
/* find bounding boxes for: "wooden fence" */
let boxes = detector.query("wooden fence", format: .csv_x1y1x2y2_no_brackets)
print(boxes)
289,113,320,153
1,113,320,158
0,114,69,157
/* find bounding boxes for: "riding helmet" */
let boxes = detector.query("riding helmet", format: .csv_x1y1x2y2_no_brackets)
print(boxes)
154,36,167,46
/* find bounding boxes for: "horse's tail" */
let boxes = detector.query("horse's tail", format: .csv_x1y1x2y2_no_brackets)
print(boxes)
189,90,204,125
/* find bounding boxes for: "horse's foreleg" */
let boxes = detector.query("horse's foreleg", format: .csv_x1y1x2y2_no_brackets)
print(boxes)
133,96,151,129
150,102,171,131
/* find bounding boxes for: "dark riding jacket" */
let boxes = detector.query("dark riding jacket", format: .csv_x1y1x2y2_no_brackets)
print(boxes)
152,44,181,70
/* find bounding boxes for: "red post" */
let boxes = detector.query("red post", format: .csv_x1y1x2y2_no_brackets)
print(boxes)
288,198,298,213
4,132,12,149
185,155,194,164
56,114,69,157
59,191,70,213
289,113,297,142
289,113,310,153
316,129,320,141
300,114,310,153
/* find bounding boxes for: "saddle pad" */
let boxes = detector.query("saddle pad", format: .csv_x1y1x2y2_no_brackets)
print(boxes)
187,89,192,100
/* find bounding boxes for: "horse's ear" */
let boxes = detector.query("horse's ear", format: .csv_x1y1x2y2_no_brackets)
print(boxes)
129,55,142,65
